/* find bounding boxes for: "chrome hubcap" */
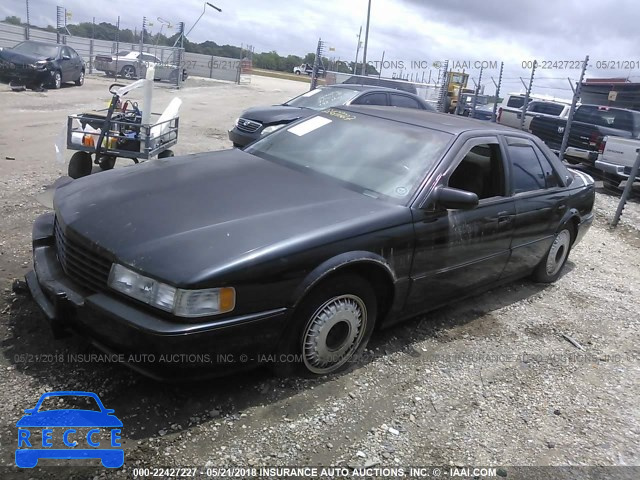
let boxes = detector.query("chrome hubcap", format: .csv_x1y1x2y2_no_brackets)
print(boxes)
123,67,134,78
302,294,367,374
546,229,571,276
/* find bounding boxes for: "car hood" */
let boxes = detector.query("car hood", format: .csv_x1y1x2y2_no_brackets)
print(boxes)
0,49,50,66
16,410,123,428
54,150,409,287
240,105,313,124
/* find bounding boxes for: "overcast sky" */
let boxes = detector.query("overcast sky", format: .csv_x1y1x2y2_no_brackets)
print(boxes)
3,0,639,97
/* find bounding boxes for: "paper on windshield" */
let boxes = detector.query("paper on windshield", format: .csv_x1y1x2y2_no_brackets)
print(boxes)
288,116,332,136
301,89,321,97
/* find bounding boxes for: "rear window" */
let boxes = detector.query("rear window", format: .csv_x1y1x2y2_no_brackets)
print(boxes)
506,96,525,108
573,106,634,132
529,102,565,116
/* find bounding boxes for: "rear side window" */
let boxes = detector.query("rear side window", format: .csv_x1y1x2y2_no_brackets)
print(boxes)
352,93,388,106
508,144,546,193
506,96,525,108
390,94,423,109
533,145,562,188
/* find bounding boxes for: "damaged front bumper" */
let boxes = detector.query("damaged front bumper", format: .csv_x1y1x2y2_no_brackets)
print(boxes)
25,212,290,380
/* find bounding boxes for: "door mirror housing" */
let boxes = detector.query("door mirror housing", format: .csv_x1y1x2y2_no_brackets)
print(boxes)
62,55,71,60
434,186,479,210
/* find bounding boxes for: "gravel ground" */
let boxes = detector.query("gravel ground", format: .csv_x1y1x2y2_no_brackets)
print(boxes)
0,74,638,480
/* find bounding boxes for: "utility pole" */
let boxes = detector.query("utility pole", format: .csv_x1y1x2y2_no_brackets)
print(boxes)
353,25,362,74
25,0,30,40
360,0,372,76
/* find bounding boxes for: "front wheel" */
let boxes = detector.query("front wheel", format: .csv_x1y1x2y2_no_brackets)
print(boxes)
98,155,116,170
68,151,93,178
51,70,62,89
120,65,136,79
532,225,574,283
275,274,377,377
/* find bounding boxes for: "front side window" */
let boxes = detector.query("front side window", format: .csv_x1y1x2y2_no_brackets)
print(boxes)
245,110,453,203
448,142,505,200
351,93,388,106
390,94,422,109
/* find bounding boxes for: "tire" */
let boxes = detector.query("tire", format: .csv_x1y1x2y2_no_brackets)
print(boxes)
232,143,243,148
75,70,85,86
602,173,620,192
120,65,136,79
274,274,377,377
98,155,116,170
68,151,93,179
294,71,301,75
158,149,174,158
50,70,62,89
532,224,574,283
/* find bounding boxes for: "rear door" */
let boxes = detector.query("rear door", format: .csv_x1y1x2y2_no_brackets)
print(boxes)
501,136,571,277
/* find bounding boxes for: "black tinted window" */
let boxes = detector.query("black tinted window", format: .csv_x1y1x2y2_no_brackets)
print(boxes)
390,94,422,109
352,93,387,106
533,145,561,188
507,96,525,108
508,145,546,193
529,102,564,115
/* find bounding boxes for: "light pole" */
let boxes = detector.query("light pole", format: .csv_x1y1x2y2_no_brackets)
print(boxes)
360,0,372,76
353,25,362,74
185,2,221,39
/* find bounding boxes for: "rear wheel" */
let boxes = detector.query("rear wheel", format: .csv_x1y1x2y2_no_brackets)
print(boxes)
602,172,621,192
532,225,574,283
274,274,377,377
68,151,93,179
98,155,116,170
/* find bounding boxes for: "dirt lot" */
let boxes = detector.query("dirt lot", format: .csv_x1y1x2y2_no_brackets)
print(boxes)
0,74,638,480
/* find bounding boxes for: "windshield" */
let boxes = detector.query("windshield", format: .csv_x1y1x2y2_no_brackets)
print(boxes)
245,109,452,203
115,50,132,56
285,87,360,110
12,42,59,59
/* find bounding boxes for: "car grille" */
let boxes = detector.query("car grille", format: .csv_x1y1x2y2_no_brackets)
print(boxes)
54,217,112,292
236,118,262,133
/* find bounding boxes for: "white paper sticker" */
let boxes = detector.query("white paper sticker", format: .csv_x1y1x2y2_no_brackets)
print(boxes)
288,116,332,136
301,89,321,97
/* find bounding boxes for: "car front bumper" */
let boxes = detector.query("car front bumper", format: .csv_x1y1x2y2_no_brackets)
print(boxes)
0,66,52,86
26,213,290,380
227,126,261,147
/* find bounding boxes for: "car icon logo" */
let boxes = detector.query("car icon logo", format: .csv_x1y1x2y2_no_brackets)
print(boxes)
557,126,565,134
15,391,123,468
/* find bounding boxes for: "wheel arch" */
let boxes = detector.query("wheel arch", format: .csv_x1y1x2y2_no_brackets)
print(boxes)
290,251,397,324
560,209,580,245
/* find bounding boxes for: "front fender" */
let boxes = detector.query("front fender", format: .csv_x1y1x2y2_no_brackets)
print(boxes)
289,251,397,308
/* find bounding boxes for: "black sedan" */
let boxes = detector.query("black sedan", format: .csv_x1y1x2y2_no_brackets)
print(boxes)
26,107,595,379
0,41,85,90
228,84,435,147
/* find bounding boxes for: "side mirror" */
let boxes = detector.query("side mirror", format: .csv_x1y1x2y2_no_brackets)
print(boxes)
434,185,479,210
62,55,71,60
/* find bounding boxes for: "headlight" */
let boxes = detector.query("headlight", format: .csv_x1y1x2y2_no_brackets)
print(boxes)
108,264,235,317
261,124,286,135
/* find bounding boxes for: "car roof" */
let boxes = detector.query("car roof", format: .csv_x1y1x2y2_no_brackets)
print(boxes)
325,84,417,95
340,105,530,135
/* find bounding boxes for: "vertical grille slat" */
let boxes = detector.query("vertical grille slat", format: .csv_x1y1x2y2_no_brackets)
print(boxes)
54,217,111,291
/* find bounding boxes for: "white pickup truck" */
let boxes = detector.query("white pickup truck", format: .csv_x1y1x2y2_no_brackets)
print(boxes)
497,94,571,131
595,136,640,190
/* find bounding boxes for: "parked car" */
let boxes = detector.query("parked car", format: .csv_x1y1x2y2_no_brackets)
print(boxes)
228,84,435,147
595,136,640,190
27,107,595,380
497,95,571,130
0,40,84,90
341,75,418,94
529,104,640,165
94,50,187,82
293,63,325,76
26,106,595,375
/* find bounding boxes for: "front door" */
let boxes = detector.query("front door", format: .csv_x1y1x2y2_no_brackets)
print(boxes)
405,137,515,314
